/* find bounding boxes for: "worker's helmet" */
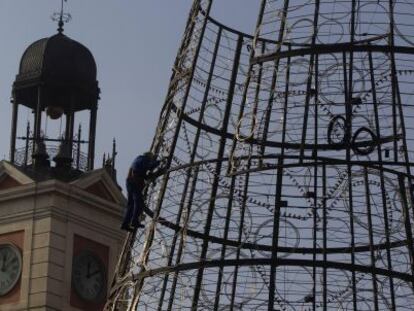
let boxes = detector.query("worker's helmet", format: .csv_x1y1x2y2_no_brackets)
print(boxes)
143,151,155,160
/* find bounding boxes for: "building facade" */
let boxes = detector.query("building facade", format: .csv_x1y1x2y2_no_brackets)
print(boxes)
0,18,125,311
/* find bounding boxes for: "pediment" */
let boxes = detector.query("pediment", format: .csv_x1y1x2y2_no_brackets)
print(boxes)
0,161,33,190
71,169,125,205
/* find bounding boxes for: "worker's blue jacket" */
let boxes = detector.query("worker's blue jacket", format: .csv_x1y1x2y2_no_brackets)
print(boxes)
127,155,160,189
131,155,160,176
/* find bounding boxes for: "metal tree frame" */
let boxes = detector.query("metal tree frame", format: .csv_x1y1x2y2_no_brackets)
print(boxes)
107,0,414,310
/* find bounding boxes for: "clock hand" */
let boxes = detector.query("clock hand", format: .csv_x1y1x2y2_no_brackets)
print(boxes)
3,255,14,270
1,253,6,272
88,269,101,278
87,261,91,278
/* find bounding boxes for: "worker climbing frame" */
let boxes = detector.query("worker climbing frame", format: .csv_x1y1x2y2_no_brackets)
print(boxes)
106,0,414,310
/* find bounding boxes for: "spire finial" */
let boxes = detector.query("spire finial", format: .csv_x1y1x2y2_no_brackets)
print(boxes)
51,0,71,34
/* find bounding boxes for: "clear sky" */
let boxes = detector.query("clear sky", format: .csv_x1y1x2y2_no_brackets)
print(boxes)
0,0,260,189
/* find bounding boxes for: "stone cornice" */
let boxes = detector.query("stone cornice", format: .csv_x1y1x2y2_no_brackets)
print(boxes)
0,201,125,241
0,160,34,184
70,168,126,205
0,179,124,218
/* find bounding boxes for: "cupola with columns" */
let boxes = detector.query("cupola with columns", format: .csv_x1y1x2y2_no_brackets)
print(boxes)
10,12,100,174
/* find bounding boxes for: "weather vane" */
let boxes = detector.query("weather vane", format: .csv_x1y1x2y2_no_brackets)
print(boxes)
51,0,72,33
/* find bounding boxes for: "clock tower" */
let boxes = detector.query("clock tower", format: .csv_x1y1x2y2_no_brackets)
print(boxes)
0,13,125,311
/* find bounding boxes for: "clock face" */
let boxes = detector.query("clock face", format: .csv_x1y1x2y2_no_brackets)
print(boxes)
72,250,107,302
0,244,22,296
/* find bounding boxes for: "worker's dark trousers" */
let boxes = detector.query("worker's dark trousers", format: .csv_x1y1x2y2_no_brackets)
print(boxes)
122,181,145,229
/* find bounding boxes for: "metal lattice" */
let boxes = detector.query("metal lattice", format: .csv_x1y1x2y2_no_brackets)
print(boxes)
106,0,414,310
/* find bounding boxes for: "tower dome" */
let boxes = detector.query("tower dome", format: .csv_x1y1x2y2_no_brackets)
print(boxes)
13,32,100,112
9,29,100,171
